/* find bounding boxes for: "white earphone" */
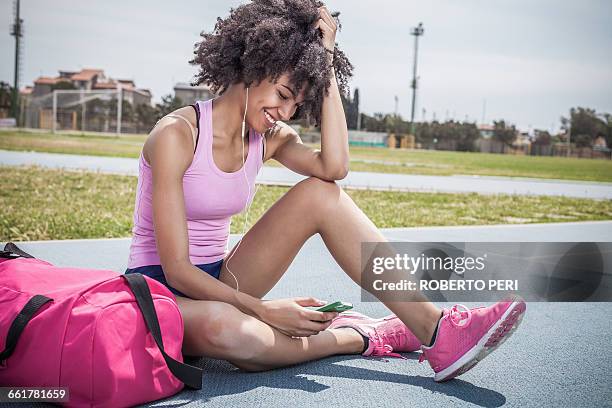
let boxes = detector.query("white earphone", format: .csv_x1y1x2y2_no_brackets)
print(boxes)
224,86,260,292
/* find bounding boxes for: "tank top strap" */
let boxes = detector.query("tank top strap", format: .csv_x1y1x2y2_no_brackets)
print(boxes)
187,100,209,169
165,114,196,144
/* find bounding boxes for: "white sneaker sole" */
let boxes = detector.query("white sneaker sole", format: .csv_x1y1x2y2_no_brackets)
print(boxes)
434,299,526,382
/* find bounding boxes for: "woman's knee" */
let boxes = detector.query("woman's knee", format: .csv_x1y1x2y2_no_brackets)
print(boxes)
195,303,244,348
188,302,269,360
293,176,343,213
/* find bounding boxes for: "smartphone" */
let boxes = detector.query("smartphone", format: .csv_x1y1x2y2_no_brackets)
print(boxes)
316,301,353,313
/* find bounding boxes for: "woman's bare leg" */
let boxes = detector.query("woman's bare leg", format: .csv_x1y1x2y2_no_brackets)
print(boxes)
176,296,363,371
219,177,441,344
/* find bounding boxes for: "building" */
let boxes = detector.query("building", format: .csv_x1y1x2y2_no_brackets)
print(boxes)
594,136,608,148
20,68,152,131
476,123,527,154
28,68,152,106
477,124,494,139
515,131,532,148
173,82,214,105
348,130,388,147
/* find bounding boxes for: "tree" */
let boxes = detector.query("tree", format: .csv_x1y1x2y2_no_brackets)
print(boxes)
455,122,480,151
356,112,479,151
84,97,110,132
603,113,612,147
155,94,183,120
493,120,517,147
353,88,359,129
574,134,593,148
416,121,433,146
359,112,386,132
109,98,135,123
135,103,157,133
534,129,552,145
51,81,76,91
0,81,12,113
561,107,608,148
340,88,359,130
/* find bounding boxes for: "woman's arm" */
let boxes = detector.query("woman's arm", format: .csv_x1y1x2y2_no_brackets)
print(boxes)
147,120,263,318
270,65,349,180
270,6,349,180
319,64,350,177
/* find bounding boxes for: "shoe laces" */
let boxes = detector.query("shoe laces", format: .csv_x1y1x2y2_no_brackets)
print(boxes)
369,330,408,360
448,304,472,328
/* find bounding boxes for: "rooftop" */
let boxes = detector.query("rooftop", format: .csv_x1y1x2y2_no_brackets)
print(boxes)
70,68,104,81
30,69,151,97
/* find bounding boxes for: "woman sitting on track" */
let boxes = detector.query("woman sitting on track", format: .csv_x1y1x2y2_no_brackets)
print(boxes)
125,0,526,382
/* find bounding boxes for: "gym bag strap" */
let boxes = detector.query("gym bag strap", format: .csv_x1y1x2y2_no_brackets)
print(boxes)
2,242,34,258
0,243,51,366
0,294,53,366
123,273,204,390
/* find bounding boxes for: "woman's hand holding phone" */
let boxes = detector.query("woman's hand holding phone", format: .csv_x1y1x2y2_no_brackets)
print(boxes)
256,297,339,337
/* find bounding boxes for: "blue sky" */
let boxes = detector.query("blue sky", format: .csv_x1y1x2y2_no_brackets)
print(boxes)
1,0,611,132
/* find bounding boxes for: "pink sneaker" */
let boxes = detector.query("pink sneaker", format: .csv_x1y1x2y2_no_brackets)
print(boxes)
328,311,421,358
420,296,526,382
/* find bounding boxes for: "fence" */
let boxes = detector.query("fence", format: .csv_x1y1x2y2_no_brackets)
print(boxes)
20,89,155,135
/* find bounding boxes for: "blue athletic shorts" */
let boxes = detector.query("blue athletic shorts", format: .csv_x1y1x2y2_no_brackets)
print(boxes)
124,259,224,299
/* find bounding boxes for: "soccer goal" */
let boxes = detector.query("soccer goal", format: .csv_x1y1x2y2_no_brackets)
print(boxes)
50,89,123,134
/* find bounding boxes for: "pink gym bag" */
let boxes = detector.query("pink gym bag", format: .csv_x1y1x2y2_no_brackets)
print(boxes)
0,242,203,407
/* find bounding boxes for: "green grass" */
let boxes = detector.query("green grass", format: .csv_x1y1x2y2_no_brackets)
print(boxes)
2,165,611,242
0,130,146,158
346,146,612,182
1,130,611,182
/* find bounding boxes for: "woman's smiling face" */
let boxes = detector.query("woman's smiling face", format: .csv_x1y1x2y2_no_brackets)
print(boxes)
246,73,307,133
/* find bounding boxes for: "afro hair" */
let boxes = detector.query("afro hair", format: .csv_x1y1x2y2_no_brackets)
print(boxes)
189,0,353,126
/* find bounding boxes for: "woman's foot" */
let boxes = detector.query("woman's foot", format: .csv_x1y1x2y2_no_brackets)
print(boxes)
420,296,527,382
328,311,422,358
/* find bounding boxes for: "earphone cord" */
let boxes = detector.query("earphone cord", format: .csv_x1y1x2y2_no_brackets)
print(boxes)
224,87,259,293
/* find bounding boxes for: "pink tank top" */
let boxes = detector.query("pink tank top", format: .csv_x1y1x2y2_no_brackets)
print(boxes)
127,99,264,268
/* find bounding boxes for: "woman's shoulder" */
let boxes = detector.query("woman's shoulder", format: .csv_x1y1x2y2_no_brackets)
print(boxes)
142,106,199,169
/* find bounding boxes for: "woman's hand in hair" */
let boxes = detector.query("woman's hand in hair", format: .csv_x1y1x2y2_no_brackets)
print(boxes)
316,6,338,53
256,297,339,337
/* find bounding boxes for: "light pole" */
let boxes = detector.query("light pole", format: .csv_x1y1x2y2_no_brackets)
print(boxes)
394,95,398,117
10,0,23,121
410,22,424,136
567,121,571,157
